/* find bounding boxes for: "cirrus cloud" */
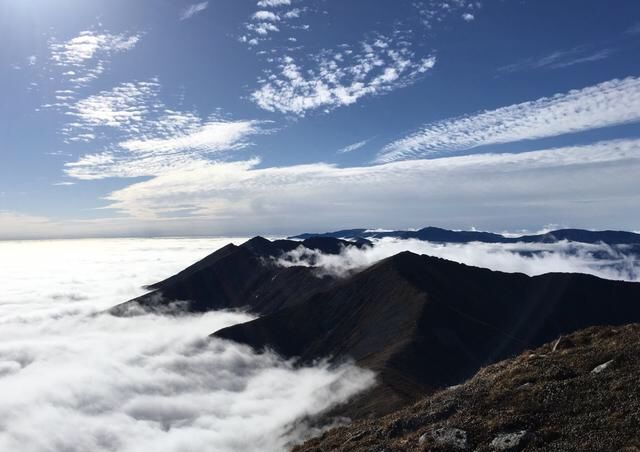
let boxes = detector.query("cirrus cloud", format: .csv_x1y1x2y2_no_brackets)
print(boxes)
378,76,640,162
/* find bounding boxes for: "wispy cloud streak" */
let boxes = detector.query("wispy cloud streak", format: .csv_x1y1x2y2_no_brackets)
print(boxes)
499,46,613,74
378,76,640,162
180,2,209,20
337,139,370,154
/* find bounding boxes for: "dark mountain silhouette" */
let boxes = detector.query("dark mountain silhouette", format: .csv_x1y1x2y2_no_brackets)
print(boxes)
213,251,640,417
290,226,640,246
110,236,367,316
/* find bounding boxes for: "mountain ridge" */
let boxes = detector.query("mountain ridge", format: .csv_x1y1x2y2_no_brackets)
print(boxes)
110,236,366,316
213,249,640,418
289,226,640,245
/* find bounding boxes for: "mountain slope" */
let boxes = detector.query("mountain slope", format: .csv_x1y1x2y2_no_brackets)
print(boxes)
295,323,640,452
110,236,364,316
213,252,640,417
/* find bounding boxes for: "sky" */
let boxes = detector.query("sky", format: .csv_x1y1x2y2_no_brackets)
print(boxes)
1,0,640,239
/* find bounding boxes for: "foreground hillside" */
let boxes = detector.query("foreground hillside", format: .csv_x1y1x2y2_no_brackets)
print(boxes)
295,324,640,452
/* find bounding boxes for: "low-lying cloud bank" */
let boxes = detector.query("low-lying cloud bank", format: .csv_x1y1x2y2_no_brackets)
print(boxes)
0,238,374,452
277,238,640,282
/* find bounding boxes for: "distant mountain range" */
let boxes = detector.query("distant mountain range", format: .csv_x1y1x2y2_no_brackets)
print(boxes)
289,226,640,245
110,236,640,422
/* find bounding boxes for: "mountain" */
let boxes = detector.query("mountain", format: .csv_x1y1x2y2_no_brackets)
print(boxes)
109,236,366,316
295,323,640,452
213,251,640,417
289,226,640,246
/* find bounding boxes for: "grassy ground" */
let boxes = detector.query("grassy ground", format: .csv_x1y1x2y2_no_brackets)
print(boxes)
295,324,640,452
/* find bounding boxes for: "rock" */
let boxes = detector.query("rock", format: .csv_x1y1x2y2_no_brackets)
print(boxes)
432,427,468,449
490,431,529,451
591,359,614,374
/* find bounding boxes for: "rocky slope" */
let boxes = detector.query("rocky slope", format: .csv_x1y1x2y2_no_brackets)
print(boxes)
214,251,640,417
294,323,640,452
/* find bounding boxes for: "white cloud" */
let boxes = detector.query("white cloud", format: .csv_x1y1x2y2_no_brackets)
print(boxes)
242,2,306,47
337,139,370,154
65,80,160,137
60,76,265,180
246,21,280,35
253,10,280,21
257,0,291,7
85,139,640,234
416,0,481,28
65,119,264,180
180,1,209,20
499,46,613,74
0,238,374,452
0,211,59,240
379,76,640,162
120,120,263,155
252,36,436,115
284,8,302,19
49,30,140,87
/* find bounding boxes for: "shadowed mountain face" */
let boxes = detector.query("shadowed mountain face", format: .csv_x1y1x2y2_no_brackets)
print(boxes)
110,236,367,316
290,226,640,246
214,251,640,417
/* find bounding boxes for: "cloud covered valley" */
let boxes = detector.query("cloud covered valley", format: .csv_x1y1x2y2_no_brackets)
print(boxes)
0,238,374,452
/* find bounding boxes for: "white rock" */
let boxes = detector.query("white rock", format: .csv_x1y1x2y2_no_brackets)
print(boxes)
432,427,468,449
490,431,529,450
591,359,614,374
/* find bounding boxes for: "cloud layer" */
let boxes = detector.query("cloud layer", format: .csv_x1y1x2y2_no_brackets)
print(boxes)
0,238,374,452
379,76,640,162
94,138,640,232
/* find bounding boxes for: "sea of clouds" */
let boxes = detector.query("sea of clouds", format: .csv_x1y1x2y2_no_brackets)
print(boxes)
0,238,374,452
2,236,638,452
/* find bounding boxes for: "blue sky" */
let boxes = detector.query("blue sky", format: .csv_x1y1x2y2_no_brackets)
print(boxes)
1,0,640,238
